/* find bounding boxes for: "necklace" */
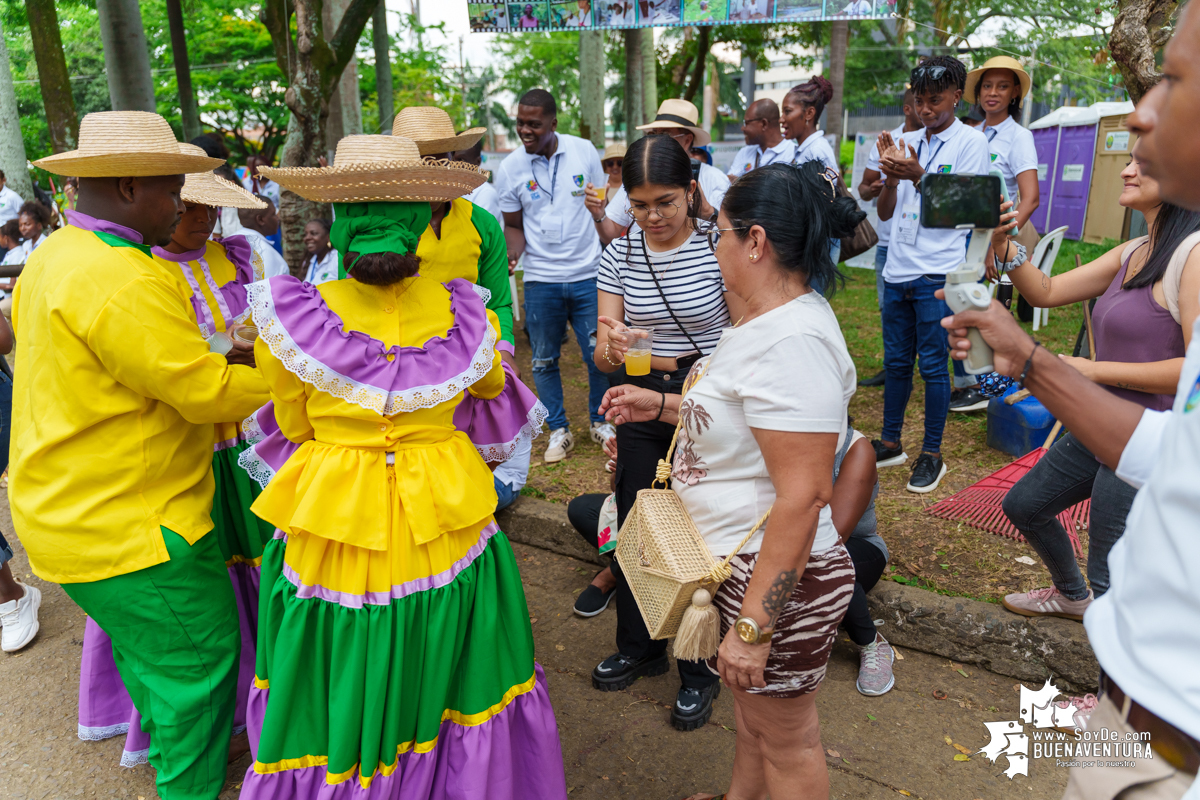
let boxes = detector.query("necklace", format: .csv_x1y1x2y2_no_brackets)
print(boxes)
641,230,685,282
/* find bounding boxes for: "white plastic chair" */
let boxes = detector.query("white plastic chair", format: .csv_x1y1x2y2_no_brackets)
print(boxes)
510,274,521,322
1030,225,1069,332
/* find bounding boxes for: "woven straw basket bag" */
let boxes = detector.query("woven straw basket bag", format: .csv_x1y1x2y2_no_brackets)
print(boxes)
615,388,770,661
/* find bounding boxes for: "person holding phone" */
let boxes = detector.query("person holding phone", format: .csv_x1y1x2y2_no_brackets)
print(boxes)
988,145,1200,620
587,135,741,732
873,56,990,493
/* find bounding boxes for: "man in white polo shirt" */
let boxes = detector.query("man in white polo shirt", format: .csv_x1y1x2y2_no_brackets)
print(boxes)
589,99,730,246
496,88,610,462
874,56,989,494
727,98,797,181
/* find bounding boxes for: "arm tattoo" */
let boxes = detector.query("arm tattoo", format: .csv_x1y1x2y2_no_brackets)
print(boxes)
1116,382,1147,391
761,569,799,625
1040,272,1050,291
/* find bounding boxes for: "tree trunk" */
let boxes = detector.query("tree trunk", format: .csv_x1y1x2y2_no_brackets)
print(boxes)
641,28,658,123
327,0,363,142
166,0,202,141
373,0,393,133
827,20,848,140
579,31,605,147
624,30,645,142
682,27,711,103
262,0,377,269
0,17,32,201
24,0,78,152
1109,0,1177,103
96,0,157,113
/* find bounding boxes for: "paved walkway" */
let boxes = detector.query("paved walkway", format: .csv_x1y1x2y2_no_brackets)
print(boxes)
1,508,1068,800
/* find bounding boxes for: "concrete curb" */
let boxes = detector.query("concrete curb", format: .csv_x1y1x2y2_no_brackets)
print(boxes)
499,496,1099,692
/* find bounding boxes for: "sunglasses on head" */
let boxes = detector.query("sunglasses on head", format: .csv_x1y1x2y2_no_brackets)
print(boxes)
911,65,948,82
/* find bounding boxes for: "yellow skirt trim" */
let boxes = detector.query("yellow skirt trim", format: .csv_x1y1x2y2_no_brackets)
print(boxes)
226,554,263,569
250,672,538,786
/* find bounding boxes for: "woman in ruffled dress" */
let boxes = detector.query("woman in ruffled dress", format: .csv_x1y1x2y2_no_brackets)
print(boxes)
76,149,271,766
238,135,566,799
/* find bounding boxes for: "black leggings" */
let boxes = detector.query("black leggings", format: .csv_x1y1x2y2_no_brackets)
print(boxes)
567,493,607,549
842,537,888,647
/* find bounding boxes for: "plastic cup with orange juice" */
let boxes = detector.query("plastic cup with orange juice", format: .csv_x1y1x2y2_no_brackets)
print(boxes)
625,327,653,376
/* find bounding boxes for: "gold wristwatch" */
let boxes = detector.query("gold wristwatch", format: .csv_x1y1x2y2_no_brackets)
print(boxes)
734,616,774,645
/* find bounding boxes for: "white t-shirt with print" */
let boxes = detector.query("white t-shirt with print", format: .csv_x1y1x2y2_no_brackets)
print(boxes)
605,162,730,228
673,292,856,559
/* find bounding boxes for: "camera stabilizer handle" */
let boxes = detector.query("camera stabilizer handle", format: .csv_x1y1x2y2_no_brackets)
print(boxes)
942,226,997,375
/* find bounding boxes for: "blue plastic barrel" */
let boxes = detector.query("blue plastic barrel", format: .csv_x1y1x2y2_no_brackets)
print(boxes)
986,387,1058,458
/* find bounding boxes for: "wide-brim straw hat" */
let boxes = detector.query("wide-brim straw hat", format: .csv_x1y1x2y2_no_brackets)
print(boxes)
391,107,486,156
636,98,712,146
965,56,1032,107
257,135,486,203
176,145,266,209
33,111,223,178
602,143,627,161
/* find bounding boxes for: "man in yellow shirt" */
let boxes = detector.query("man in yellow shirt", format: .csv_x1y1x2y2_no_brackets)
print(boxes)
11,112,269,800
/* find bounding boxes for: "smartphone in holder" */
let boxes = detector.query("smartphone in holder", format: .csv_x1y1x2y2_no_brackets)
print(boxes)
992,168,1021,237
919,174,1002,229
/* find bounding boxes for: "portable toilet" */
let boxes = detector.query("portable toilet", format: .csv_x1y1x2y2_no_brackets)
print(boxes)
1083,104,1138,243
1028,101,1134,240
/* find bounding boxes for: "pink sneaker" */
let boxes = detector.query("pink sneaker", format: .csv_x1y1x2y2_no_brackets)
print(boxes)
1002,586,1093,621
1054,693,1098,733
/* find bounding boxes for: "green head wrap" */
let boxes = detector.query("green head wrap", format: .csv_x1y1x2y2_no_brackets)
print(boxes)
330,201,432,271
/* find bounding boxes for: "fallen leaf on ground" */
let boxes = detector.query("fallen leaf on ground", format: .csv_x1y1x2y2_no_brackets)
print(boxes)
894,647,904,660
954,754,971,761
529,618,538,624
957,668,970,678
953,743,973,755
899,791,912,796
1014,556,1037,565
555,644,565,651
944,736,953,746
826,749,841,758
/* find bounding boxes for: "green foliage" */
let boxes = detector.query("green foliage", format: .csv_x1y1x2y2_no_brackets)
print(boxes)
493,31,583,135
359,12,466,136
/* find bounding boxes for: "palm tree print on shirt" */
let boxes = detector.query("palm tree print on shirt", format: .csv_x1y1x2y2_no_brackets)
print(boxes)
672,398,712,486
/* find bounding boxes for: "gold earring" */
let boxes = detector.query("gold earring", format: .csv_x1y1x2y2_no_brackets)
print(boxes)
750,254,758,261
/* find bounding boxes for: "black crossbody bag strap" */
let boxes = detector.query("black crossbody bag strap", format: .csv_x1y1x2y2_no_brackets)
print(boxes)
640,231,705,356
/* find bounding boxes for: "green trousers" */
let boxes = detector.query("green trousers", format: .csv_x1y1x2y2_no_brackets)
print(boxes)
64,529,240,800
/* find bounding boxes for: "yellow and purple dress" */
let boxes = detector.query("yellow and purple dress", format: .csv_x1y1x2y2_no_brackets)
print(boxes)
239,274,567,798
76,235,271,765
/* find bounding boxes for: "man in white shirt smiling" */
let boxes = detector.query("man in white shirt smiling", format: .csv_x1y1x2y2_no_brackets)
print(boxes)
496,89,611,462
727,99,797,181
944,15,1200,797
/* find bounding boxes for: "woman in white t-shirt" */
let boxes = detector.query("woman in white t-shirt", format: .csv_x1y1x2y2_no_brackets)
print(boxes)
601,162,866,800
585,134,745,727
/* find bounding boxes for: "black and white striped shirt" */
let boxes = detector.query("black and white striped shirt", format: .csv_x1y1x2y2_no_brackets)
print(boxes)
597,230,731,357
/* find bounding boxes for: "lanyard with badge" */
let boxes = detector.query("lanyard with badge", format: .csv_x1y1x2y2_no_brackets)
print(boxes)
896,136,946,245
531,153,564,244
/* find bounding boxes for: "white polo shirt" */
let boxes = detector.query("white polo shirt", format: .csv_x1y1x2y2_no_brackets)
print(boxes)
881,119,991,282
981,115,1039,202
605,162,730,227
304,248,340,285
791,130,840,173
1085,312,1200,747
239,228,291,278
864,124,919,248
496,132,605,284
466,180,504,230
0,186,23,225
728,138,799,179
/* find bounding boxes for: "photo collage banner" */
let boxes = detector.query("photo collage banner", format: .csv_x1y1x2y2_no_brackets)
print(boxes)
468,0,892,32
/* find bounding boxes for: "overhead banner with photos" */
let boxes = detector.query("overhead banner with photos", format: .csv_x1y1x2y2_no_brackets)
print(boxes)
468,0,892,32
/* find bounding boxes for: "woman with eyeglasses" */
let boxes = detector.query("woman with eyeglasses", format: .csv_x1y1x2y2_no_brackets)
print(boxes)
600,142,625,197
601,161,865,800
583,134,745,733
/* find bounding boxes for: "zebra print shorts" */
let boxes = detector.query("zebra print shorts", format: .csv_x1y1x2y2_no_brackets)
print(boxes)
707,544,856,698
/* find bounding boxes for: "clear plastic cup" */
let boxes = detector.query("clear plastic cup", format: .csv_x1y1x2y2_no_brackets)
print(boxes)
624,327,653,376
233,323,259,344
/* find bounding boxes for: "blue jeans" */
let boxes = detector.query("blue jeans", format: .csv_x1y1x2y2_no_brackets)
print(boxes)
494,476,519,511
524,278,608,431
874,246,888,311
882,276,952,453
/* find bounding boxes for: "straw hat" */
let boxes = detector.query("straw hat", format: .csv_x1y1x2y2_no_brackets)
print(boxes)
391,107,487,156
602,143,627,162
965,56,1032,107
174,145,266,209
33,111,223,178
636,99,711,146
257,135,486,203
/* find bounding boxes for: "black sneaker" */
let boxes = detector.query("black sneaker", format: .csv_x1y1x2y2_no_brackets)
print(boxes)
591,652,669,691
858,369,886,387
573,584,615,618
872,438,908,468
949,386,990,413
906,452,947,493
671,682,721,731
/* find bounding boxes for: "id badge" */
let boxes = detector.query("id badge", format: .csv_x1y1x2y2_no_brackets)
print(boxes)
541,213,563,244
897,199,920,245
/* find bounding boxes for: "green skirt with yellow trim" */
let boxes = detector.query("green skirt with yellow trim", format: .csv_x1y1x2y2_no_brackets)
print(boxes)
212,442,275,567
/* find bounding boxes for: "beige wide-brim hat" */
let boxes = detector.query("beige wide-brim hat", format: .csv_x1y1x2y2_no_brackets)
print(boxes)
636,98,712,147
602,143,627,161
177,145,266,209
33,111,224,178
391,107,486,156
965,56,1032,107
258,135,486,203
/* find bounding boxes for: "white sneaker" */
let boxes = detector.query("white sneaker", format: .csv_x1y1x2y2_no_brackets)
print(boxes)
1,583,41,652
543,428,574,463
590,421,616,446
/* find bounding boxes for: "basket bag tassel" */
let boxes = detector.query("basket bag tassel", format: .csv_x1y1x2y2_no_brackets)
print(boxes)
616,413,772,663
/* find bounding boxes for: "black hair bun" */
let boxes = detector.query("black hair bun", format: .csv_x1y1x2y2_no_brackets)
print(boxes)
828,196,867,241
